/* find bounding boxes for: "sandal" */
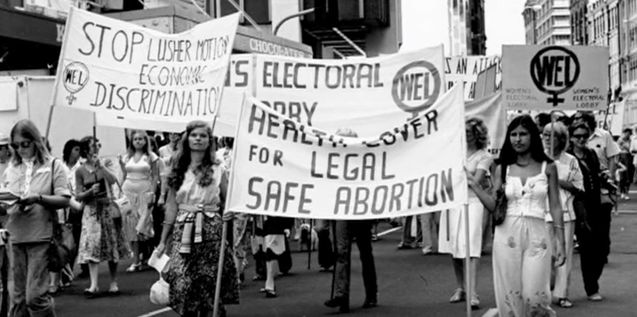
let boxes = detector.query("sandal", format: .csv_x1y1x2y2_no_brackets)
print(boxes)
470,294,480,310
108,283,120,296
126,263,142,273
558,298,573,308
83,288,99,299
449,288,465,303
264,289,277,298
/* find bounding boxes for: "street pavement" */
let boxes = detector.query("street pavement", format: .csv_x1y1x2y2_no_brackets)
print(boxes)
55,191,637,317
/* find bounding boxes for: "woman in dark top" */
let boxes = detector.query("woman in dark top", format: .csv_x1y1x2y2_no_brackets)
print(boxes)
567,122,606,301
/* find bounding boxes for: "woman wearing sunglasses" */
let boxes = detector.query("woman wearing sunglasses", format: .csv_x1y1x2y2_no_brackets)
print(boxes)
1,119,70,317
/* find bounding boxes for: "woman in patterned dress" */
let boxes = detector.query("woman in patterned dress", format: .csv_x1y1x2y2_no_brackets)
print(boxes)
76,136,129,297
119,130,159,272
156,121,239,317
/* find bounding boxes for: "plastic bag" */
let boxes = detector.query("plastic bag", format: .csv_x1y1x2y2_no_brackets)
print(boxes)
149,277,169,305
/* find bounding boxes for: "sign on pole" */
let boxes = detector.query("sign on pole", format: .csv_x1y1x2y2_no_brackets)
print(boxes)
502,45,609,111
227,85,468,220
51,7,240,127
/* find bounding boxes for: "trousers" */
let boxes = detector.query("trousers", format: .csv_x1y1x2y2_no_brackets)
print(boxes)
333,220,377,300
493,216,555,317
10,242,56,317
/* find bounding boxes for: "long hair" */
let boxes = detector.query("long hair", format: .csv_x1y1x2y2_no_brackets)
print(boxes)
543,121,569,154
127,130,152,157
10,119,50,165
498,114,551,165
167,121,217,190
62,139,80,164
466,117,489,150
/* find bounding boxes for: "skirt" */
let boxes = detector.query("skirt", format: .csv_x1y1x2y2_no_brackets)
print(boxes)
122,179,154,242
163,215,239,315
77,201,130,264
438,200,484,258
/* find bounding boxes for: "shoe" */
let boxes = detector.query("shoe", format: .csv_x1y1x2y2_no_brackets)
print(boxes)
558,298,573,308
83,288,99,299
362,296,377,308
588,293,603,301
449,288,465,303
470,294,480,310
397,242,414,250
108,283,120,296
324,296,349,313
264,289,277,298
422,246,433,255
319,266,332,273
48,285,59,296
126,263,142,273
252,274,265,281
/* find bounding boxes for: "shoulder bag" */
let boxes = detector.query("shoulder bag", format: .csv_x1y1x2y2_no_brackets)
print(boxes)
492,164,508,226
47,159,70,272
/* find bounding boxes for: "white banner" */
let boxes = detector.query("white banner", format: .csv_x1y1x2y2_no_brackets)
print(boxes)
227,85,468,220
445,55,501,101
596,101,626,136
251,46,446,138
502,45,609,111
52,8,240,125
466,92,505,156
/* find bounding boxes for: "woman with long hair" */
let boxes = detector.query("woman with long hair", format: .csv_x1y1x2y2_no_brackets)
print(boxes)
156,120,239,317
485,115,566,316
119,130,159,272
439,117,492,310
567,122,606,301
1,119,70,316
542,122,584,308
76,136,129,297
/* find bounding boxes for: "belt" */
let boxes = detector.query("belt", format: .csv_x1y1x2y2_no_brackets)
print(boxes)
176,204,220,254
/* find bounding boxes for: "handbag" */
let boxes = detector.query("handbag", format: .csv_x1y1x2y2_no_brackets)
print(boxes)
492,164,508,226
47,159,70,272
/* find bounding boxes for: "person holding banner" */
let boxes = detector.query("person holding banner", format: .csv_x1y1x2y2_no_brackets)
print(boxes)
489,115,565,317
119,130,159,272
75,136,129,298
439,117,492,310
2,119,71,317
542,122,584,308
324,128,377,313
156,120,239,317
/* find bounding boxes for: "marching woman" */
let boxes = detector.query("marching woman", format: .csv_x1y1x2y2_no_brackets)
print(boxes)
76,136,130,298
439,117,492,310
156,120,239,317
482,115,565,316
541,122,584,308
119,130,159,272
2,119,70,316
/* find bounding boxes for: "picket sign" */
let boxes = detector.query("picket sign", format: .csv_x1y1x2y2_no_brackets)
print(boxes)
227,85,468,220
502,45,609,111
445,55,501,101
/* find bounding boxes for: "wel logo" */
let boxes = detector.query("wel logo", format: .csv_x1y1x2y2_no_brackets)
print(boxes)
530,46,580,107
62,62,89,106
391,60,441,118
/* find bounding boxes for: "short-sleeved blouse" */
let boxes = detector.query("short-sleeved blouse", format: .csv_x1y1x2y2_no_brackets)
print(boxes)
2,157,70,243
467,149,493,200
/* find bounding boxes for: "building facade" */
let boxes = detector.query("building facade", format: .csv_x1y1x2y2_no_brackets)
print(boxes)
588,0,622,98
570,0,588,45
523,0,571,45
448,0,486,55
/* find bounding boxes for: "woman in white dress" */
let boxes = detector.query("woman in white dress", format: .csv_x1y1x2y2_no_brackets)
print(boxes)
542,122,584,308
439,117,492,309
119,130,159,272
482,115,566,316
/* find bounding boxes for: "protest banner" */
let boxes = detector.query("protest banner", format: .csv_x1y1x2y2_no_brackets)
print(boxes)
465,92,505,156
595,101,626,136
501,45,609,111
445,55,501,101
227,85,468,220
251,46,446,138
51,7,240,127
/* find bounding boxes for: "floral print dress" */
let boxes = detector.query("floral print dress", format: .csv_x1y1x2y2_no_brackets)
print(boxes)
163,165,239,315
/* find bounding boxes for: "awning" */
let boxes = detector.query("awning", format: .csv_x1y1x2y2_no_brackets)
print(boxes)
0,6,65,47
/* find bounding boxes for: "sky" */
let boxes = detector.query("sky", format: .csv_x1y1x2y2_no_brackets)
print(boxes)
401,0,526,55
